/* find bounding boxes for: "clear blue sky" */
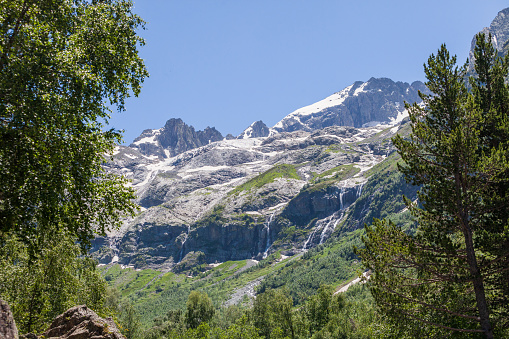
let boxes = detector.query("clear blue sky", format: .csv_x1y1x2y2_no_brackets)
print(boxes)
109,1,509,144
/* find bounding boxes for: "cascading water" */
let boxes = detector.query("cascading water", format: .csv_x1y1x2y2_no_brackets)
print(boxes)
339,186,345,210
262,212,276,259
319,216,335,244
178,225,191,262
302,226,319,251
356,182,364,198
304,182,366,250
319,211,345,244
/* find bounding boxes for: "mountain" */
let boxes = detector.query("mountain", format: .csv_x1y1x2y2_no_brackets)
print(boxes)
237,120,270,139
94,72,434,273
130,118,224,158
95,109,416,270
88,7,509,334
272,77,428,133
468,7,509,71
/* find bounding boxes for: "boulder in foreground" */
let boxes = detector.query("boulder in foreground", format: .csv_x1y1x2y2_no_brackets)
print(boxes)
22,305,124,339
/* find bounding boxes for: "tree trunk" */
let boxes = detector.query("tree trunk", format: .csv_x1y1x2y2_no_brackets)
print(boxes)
464,227,493,339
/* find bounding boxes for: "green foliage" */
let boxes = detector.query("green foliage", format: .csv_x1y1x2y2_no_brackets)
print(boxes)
341,153,418,231
300,165,360,194
259,231,362,305
196,205,227,227
310,164,360,184
252,288,295,339
185,291,215,329
0,0,148,252
99,244,395,339
305,285,345,336
120,301,143,339
230,164,300,195
0,233,107,334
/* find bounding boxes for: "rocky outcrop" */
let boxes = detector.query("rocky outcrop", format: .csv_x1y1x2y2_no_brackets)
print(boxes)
197,126,223,146
0,299,18,339
237,120,270,139
2,303,124,339
39,305,124,339
468,7,509,71
157,118,223,157
283,184,360,226
130,118,224,158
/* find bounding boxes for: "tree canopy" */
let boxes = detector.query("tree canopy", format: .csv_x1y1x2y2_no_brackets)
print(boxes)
0,0,148,251
357,34,509,338
185,290,215,330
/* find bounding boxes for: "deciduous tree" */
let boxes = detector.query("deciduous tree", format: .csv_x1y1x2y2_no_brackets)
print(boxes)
185,291,215,329
0,233,107,334
0,0,148,252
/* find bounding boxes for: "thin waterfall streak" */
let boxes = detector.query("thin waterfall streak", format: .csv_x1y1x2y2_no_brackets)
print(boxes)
356,182,364,198
263,212,276,258
178,225,191,262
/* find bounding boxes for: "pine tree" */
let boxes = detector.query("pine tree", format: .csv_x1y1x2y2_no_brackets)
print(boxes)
357,35,509,338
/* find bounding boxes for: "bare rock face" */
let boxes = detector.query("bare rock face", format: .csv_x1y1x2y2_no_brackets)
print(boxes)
130,118,224,158
468,7,509,72
237,120,270,139
0,299,18,339
272,78,427,133
40,305,124,339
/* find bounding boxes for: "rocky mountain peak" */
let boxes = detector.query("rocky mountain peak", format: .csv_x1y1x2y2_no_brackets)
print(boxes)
272,77,427,133
198,126,223,145
468,7,509,71
130,118,223,158
237,120,270,139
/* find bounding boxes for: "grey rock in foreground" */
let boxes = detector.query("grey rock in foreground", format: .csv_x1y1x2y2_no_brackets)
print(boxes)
22,305,125,339
0,299,18,339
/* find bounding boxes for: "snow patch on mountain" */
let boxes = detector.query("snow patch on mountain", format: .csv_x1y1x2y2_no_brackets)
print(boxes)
133,128,162,146
237,121,270,139
271,78,426,133
241,126,254,139
389,108,409,125
353,82,369,96
273,85,353,130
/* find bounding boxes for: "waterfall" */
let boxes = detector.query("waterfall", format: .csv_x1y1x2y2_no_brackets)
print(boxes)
178,225,191,262
319,217,335,244
356,182,364,198
304,215,332,250
319,211,344,244
339,186,345,210
262,212,276,259
302,226,319,251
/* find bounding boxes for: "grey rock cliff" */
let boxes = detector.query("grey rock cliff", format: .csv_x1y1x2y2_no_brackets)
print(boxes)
237,120,270,139
468,7,509,71
272,78,427,133
130,118,223,158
